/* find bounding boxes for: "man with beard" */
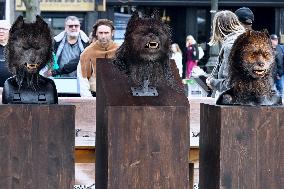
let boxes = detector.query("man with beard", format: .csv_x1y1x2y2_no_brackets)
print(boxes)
52,16,89,77
77,19,119,97
0,20,12,87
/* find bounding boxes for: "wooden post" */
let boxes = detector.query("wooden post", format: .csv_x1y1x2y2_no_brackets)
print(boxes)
96,59,190,189
0,104,75,189
200,104,284,189
189,163,194,189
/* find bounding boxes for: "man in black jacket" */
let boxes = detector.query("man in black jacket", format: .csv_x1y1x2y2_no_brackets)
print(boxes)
271,34,284,97
52,16,89,77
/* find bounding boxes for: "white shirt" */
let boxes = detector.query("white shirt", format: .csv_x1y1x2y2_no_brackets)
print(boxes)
170,52,183,77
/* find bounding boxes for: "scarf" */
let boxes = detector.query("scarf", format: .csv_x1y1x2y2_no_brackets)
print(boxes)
56,33,85,59
80,40,119,78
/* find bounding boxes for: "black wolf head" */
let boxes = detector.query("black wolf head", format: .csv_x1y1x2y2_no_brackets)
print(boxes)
123,11,171,63
5,15,53,86
113,11,177,89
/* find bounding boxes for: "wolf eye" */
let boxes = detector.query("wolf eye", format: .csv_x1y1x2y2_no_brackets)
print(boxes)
250,54,256,59
153,32,159,36
22,45,30,50
263,52,270,57
33,45,40,50
141,31,147,35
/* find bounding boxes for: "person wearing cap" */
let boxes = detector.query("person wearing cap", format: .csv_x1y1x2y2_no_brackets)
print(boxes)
235,7,254,30
270,34,284,97
0,20,13,87
77,19,119,97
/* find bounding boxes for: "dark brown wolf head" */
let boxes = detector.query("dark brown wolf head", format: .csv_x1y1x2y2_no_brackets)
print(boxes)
217,30,281,105
229,30,274,80
5,15,52,83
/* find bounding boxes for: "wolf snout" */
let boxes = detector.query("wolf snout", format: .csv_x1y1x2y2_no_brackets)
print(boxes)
257,62,265,67
145,42,159,49
25,63,39,70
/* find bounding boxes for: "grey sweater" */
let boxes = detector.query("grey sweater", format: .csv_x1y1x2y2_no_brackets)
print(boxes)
210,30,245,93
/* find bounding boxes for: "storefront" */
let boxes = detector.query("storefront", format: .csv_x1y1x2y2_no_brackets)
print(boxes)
12,0,284,67
15,0,97,36
0,0,5,19
103,0,284,67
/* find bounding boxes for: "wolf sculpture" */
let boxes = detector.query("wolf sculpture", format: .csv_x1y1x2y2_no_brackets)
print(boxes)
2,15,58,104
217,30,282,105
113,11,183,95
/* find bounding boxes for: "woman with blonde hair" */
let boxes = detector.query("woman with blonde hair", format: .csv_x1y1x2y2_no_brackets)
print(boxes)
185,35,199,78
206,10,245,96
170,43,183,77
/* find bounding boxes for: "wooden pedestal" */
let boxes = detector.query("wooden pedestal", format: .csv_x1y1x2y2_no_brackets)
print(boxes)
96,59,190,189
0,104,75,189
200,104,284,189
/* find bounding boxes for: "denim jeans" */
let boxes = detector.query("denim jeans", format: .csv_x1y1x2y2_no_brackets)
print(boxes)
275,75,284,97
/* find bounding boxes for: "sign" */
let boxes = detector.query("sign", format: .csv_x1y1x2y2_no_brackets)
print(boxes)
95,0,105,11
113,13,131,45
15,0,95,12
107,0,284,6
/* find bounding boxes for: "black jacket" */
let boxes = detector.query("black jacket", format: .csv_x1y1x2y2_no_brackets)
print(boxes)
0,45,12,87
53,31,89,76
275,45,284,77
185,44,199,61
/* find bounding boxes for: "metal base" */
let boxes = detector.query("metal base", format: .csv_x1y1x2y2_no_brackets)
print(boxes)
131,79,159,96
131,86,158,96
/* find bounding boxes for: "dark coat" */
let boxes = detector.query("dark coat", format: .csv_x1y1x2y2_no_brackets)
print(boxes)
275,45,284,77
184,44,199,61
0,45,12,87
52,31,89,76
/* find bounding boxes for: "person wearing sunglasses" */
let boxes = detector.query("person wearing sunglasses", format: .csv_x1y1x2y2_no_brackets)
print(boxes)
52,16,89,77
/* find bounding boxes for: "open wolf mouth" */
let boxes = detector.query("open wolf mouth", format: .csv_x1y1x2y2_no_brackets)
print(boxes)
25,63,39,70
253,69,266,76
145,41,159,49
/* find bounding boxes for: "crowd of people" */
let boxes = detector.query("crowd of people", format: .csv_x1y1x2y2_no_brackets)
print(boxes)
0,16,119,97
1,6,284,98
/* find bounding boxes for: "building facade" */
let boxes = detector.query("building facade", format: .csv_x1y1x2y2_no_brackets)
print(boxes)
104,0,284,68
0,0,5,19
7,1,284,48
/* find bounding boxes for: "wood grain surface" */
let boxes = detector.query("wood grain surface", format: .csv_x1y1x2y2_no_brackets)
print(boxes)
96,59,190,189
200,104,284,189
0,104,75,189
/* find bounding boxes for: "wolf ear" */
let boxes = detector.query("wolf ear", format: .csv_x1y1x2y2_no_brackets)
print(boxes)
126,10,140,30
36,15,48,28
35,15,51,36
10,15,24,33
152,9,160,20
247,30,252,35
261,29,270,38
130,10,140,21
